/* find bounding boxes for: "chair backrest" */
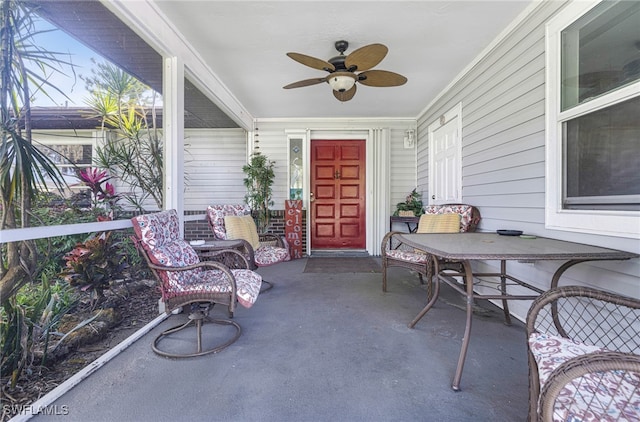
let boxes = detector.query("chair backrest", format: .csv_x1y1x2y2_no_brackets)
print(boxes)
131,209,201,293
206,204,251,240
527,286,640,354
423,204,481,233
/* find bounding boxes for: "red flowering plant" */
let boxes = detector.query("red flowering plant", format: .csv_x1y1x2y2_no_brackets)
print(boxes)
61,168,126,306
78,167,120,218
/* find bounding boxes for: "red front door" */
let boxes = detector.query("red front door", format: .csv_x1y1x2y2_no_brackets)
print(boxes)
310,139,366,249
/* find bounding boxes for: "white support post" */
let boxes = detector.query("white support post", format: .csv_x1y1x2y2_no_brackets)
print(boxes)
163,56,185,232
368,128,390,254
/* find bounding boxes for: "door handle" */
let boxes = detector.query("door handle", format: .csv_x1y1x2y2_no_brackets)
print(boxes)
310,192,315,202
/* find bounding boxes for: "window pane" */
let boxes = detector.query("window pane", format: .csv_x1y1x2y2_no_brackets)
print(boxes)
561,1,640,111
41,144,93,166
289,139,303,200
564,96,640,210
35,143,94,197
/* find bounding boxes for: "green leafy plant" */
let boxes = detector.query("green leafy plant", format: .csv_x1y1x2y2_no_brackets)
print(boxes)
1,0,72,303
85,60,163,211
393,188,424,217
1,1,74,384
242,153,276,232
0,278,76,384
59,168,126,305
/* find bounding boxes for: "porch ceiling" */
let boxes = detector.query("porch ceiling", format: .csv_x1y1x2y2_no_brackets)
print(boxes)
34,0,533,125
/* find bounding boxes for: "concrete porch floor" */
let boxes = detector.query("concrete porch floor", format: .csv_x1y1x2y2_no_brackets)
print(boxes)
31,258,529,421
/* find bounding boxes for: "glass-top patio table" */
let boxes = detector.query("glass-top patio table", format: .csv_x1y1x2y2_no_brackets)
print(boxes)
397,232,639,391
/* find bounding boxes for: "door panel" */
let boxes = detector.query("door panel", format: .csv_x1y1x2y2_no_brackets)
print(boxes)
429,105,462,204
311,139,366,249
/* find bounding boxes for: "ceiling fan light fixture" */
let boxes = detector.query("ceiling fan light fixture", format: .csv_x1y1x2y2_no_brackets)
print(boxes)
328,72,356,92
285,41,406,101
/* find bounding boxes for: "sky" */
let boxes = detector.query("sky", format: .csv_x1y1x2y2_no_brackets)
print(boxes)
29,18,103,107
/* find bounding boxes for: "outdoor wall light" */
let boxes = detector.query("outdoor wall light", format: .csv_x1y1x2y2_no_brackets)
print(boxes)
404,129,415,149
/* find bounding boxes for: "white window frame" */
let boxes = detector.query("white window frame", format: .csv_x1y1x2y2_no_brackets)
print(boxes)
545,0,640,239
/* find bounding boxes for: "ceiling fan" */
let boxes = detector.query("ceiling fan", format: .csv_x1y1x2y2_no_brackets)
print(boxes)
283,40,407,102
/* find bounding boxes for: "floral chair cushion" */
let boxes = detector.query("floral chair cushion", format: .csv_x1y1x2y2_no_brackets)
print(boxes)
194,268,261,308
132,208,181,249
529,332,640,421
206,204,251,240
255,245,291,267
423,204,478,233
385,249,430,264
148,240,201,292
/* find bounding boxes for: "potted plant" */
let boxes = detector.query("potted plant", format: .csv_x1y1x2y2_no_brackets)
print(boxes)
242,153,275,232
393,188,424,217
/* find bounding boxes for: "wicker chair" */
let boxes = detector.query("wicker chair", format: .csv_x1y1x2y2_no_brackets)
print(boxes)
206,204,290,269
206,205,290,292
381,204,480,302
526,286,640,421
131,209,262,358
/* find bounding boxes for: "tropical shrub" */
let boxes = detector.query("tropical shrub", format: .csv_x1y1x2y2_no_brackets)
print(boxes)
85,60,163,211
243,153,276,232
0,278,76,384
60,231,127,305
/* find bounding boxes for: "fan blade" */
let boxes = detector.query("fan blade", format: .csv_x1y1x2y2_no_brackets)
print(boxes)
286,52,335,72
345,43,388,71
357,70,407,87
333,84,356,102
283,78,326,89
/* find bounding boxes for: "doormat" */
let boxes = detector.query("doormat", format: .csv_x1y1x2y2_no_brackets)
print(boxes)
303,257,381,273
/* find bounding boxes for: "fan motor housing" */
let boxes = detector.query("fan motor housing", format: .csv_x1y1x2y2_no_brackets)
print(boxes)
329,55,347,71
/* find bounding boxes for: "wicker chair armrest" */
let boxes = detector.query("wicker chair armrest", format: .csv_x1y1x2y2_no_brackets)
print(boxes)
381,231,409,256
539,351,640,421
228,238,257,269
258,233,284,248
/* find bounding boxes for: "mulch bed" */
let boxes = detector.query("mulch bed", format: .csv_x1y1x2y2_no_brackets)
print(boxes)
0,280,160,421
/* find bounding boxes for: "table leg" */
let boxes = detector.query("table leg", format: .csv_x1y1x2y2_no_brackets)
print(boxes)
408,256,441,328
500,260,512,326
452,259,474,392
550,259,591,288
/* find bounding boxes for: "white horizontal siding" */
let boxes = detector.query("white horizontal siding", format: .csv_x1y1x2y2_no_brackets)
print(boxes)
389,129,417,215
183,128,247,210
417,0,639,320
